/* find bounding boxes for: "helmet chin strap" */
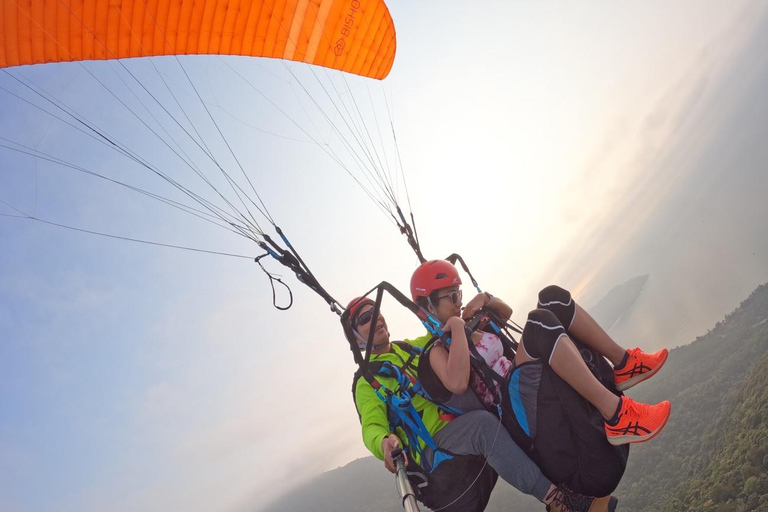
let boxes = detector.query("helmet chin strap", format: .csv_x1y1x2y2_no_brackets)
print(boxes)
372,339,390,351
354,330,390,351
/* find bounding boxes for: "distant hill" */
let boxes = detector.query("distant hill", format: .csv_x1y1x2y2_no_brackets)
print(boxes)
264,456,404,512
587,274,648,333
615,282,768,511
263,282,768,512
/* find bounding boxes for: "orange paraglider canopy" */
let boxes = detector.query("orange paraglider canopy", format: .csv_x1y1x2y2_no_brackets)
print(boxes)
0,0,395,78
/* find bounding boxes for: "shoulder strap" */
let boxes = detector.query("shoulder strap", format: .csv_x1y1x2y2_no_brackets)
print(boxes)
391,340,421,377
392,340,417,352
351,359,389,423
417,337,455,405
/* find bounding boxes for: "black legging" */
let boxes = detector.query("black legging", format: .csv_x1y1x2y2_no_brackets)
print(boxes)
520,285,576,363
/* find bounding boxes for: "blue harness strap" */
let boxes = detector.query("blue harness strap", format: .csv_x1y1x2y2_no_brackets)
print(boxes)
373,361,454,473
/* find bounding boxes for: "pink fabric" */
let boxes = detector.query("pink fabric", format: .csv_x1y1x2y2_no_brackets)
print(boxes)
468,331,514,408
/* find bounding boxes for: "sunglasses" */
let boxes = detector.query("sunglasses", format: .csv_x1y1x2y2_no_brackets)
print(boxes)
355,310,377,327
435,289,462,306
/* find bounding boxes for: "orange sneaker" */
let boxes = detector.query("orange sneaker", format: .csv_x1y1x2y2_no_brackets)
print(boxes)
605,397,671,446
614,347,668,391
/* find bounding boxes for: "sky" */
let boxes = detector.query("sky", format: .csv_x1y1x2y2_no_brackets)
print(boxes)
2,1,768,511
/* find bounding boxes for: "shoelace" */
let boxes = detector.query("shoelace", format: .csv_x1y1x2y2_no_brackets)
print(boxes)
618,397,650,422
618,348,652,376
546,486,594,512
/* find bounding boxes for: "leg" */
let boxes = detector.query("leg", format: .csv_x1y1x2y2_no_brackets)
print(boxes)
538,285,669,391
537,285,625,366
515,309,620,420
570,303,627,366
549,333,620,419
431,410,552,502
516,309,671,445
431,411,615,508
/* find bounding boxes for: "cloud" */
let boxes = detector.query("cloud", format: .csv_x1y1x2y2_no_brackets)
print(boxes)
536,6,768,302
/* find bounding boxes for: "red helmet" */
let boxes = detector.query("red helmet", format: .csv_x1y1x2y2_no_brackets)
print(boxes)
410,260,462,301
345,296,374,326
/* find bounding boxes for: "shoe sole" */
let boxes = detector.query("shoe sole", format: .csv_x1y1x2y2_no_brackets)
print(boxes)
615,350,669,392
606,404,671,446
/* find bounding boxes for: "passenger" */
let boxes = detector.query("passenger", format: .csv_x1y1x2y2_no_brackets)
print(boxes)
412,259,671,496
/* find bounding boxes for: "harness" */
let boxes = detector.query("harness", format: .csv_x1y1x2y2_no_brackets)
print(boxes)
352,341,462,473
423,308,522,419
336,268,523,510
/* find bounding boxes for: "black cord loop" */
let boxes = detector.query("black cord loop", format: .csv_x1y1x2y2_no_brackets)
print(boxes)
255,253,294,310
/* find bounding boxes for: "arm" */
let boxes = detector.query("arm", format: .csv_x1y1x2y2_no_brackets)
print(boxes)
354,377,398,460
488,295,513,323
463,292,513,323
428,316,470,394
354,377,408,473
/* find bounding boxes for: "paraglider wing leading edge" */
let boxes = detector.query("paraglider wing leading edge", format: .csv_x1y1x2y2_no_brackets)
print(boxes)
0,0,395,79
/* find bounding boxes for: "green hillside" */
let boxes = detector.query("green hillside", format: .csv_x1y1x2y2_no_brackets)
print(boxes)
264,457,403,512
663,351,768,512
616,282,768,511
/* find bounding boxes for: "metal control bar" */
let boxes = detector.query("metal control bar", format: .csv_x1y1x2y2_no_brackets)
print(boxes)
393,449,420,512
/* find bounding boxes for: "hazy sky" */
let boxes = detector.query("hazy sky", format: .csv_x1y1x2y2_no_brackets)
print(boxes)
2,2,768,512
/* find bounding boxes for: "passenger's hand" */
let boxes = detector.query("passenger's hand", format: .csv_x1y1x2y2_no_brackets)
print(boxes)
462,293,490,320
382,436,406,473
444,316,466,333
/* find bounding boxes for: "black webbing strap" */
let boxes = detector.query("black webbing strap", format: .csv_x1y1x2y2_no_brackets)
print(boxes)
481,307,523,361
341,281,423,372
256,226,342,315
392,341,421,377
444,253,481,293
466,339,508,407
394,206,426,264
462,312,508,407
442,253,524,350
